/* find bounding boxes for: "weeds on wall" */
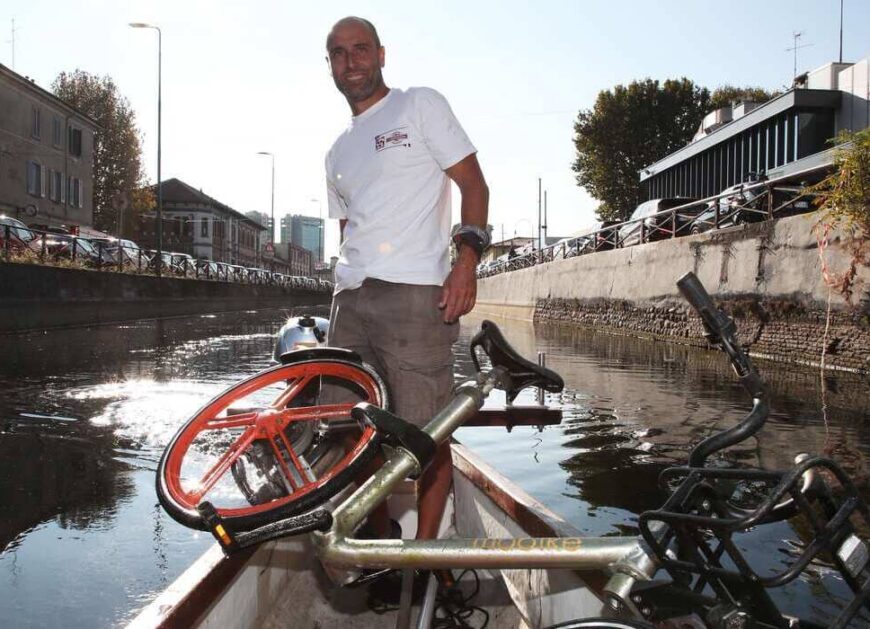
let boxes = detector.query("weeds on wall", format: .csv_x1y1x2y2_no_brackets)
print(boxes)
806,128,870,481
809,128,870,303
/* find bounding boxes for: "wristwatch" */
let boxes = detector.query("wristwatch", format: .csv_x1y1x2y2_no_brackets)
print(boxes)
452,225,491,259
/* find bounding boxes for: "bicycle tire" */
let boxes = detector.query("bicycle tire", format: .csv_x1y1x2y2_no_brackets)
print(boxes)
156,356,389,531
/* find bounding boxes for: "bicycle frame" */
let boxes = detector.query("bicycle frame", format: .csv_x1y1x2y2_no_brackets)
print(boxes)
311,369,655,610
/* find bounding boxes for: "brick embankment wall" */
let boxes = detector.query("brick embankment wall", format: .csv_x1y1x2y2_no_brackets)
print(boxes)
535,297,870,373
476,214,870,374
0,263,331,333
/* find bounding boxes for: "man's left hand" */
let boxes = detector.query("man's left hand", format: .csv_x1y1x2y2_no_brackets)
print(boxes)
438,251,477,323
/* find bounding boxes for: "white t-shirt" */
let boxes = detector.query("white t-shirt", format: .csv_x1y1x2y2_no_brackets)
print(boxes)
325,87,476,293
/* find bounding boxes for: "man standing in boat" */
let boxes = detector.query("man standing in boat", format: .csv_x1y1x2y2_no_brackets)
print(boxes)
324,16,489,540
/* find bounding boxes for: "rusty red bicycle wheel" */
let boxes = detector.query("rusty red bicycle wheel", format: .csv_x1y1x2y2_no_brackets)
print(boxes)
156,357,388,531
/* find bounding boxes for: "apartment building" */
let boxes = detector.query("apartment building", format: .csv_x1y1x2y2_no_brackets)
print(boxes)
0,64,98,229
141,178,265,267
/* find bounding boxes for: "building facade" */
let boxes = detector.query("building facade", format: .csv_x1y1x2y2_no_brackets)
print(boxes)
272,242,313,277
0,63,98,229
639,58,869,203
281,214,324,263
138,178,265,267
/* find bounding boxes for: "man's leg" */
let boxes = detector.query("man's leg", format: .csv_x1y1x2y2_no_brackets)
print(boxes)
327,288,392,537
362,280,460,540
415,443,453,539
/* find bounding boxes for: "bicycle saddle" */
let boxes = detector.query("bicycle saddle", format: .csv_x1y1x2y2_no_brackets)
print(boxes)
470,320,564,403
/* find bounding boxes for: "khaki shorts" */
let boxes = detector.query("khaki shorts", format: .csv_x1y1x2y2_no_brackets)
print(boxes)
328,279,459,427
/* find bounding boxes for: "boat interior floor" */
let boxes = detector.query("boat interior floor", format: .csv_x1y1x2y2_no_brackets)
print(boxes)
258,538,527,629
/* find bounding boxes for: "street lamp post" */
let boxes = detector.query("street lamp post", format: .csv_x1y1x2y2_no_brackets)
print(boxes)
310,197,323,263
129,22,162,275
256,152,275,245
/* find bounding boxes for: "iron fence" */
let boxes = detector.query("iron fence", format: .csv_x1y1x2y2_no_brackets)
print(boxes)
0,225,333,293
479,164,824,280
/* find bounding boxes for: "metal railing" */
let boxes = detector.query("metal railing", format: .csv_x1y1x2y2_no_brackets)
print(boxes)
0,225,333,293
479,163,826,280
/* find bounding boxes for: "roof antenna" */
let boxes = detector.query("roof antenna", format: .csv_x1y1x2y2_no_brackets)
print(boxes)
786,31,813,80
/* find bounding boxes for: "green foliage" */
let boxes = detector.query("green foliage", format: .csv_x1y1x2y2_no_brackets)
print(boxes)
709,85,779,110
572,82,778,222
52,70,147,234
809,128,870,302
572,79,711,221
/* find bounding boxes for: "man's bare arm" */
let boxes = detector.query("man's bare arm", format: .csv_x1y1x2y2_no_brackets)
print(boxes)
339,219,347,243
438,153,489,323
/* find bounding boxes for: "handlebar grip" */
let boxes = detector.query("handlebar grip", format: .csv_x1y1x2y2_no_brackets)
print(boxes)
197,501,333,555
676,271,716,317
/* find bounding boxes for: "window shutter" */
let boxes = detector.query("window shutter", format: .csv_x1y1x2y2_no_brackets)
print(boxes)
78,181,83,208
62,175,67,203
40,165,46,198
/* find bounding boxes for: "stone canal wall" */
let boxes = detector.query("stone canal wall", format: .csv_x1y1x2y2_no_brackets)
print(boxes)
0,263,330,333
476,214,870,373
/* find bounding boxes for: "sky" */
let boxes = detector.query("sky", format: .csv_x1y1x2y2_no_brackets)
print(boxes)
3,0,869,259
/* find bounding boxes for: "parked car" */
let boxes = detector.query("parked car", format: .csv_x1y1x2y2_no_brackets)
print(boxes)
591,220,620,251
0,216,37,254
619,198,696,247
169,253,197,276
195,259,220,279
147,251,176,274
35,230,108,266
107,239,151,268
686,175,812,235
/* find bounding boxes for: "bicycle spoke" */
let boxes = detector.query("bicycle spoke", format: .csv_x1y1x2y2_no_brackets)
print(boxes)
277,403,357,424
204,411,259,430
190,427,258,502
271,373,315,409
267,436,303,491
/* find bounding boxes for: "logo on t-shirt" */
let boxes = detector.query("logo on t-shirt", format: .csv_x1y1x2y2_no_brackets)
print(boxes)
375,126,411,152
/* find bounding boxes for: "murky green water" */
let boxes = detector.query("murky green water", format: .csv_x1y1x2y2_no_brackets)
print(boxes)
0,309,867,627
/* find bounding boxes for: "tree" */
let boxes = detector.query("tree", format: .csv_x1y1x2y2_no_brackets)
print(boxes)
709,85,779,110
52,70,147,234
572,79,711,221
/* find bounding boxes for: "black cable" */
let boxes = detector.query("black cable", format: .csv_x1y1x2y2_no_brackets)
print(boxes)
433,569,490,629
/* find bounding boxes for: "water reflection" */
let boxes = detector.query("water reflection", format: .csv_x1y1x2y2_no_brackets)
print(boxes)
0,308,867,626
0,308,324,627
456,314,870,625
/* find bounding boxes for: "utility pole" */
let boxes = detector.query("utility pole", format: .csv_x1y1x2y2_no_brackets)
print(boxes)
537,178,542,254
543,190,548,247
839,0,844,64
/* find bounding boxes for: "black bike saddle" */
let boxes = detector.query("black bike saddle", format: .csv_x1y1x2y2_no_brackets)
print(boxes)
470,320,564,403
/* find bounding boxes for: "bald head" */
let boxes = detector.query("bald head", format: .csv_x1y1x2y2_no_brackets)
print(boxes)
326,16,381,51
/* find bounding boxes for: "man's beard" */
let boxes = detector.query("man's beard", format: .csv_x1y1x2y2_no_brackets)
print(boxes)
336,68,383,103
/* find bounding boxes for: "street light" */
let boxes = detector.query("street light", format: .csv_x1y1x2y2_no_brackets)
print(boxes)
129,21,163,275
309,197,323,263
256,152,275,245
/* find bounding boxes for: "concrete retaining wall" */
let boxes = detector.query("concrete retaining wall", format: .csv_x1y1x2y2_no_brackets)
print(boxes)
476,214,870,373
0,263,331,333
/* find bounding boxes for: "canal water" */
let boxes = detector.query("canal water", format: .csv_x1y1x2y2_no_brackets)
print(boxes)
0,308,868,627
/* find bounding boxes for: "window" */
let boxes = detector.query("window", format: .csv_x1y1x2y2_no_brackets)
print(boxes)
49,170,63,202
27,161,43,197
31,106,41,139
67,176,82,208
201,217,209,237
52,116,63,147
68,127,82,157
